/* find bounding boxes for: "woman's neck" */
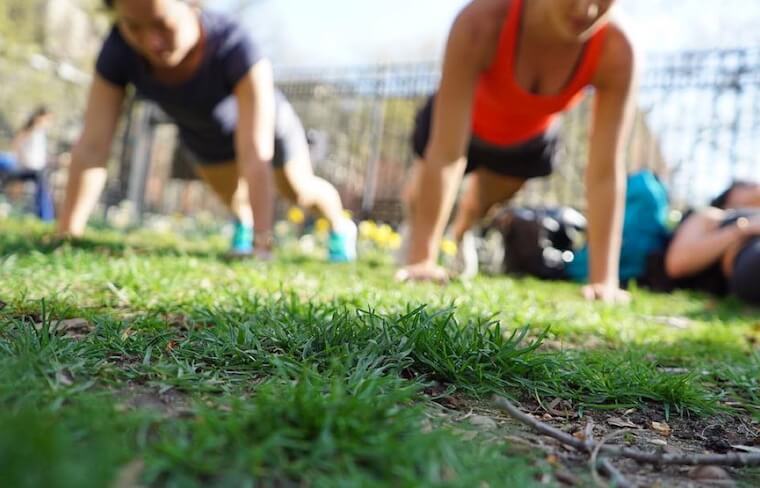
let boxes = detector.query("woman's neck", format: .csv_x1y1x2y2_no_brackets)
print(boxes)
523,0,583,47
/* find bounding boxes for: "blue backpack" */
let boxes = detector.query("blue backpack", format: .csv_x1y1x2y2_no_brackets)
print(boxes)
565,170,670,283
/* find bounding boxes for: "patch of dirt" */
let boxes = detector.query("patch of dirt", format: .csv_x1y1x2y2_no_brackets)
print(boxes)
422,390,760,487
113,383,193,418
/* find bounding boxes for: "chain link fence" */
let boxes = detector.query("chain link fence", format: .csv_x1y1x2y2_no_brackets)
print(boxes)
112,47,760,225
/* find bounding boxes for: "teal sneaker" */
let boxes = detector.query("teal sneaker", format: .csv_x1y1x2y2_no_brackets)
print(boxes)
327,219,357,262
229,221,254,257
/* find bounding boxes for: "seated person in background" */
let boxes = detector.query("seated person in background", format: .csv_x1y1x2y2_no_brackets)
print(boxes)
0,106,56,221
664,182,760,305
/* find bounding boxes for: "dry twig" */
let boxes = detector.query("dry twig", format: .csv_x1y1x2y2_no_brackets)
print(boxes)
598,458,634,488
493,396,760,467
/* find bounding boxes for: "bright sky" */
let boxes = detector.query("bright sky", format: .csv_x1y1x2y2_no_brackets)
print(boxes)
209,0,760,66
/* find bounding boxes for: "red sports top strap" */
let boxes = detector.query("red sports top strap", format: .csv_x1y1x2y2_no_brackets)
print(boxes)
472,0,609,145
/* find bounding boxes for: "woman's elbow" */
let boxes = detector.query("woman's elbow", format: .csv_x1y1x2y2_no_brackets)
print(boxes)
664,250,688,279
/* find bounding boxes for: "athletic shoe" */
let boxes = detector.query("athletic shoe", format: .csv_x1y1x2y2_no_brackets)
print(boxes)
328,219,358,262
228,220,254,257
450,230,479,279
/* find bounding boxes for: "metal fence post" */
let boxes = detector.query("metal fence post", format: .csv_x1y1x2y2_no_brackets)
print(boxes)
360,67,388,217
125,102,156,223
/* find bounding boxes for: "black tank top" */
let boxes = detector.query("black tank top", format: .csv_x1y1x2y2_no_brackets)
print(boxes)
669,209,760,296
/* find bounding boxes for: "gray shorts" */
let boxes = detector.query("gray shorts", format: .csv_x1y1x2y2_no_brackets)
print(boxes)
175,93,308,172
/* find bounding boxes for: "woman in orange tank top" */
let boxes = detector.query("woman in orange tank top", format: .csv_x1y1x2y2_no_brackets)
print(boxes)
399,0,636,303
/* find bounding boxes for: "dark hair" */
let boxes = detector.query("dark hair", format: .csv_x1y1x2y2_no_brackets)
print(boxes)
21,106,51,132
710,180,756,209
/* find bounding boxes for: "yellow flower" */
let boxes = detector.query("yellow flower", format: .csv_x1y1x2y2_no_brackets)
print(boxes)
287,207,305,225
374,224,393,247
440,239,458,257
359,220,377,240
388,232,402,250
315,217,331,235
343,209,353,220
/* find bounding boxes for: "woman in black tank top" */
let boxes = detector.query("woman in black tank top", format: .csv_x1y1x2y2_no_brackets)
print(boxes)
665,182,760,305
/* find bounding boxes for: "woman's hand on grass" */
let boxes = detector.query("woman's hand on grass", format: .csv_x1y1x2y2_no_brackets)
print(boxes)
582,282,631,304
395,262,449,284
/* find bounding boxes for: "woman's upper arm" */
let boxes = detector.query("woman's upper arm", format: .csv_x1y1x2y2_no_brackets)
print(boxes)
588,26,636,168
233,59,276,161
669,210,721,249
426,5,495,164
77,75,126,158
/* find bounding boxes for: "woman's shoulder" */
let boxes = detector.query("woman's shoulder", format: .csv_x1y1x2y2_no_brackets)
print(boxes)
448,0,510,64
457,0,510,34
592,21,636,89
201,9,254,50
100,25,135,56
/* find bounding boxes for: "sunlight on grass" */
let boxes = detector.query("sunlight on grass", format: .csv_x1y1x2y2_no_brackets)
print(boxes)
1,218,757,486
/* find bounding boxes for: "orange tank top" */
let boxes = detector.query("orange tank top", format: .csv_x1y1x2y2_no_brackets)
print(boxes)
472,0,609,145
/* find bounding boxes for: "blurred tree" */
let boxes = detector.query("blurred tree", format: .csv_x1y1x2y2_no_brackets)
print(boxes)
0,0,45,46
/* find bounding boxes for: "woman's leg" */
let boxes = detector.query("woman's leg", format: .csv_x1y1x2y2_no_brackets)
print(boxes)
193,161,253,227
450,167,526,242
272,150,347,230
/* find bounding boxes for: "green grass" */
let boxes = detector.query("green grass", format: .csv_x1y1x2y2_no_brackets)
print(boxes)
1,217,758,487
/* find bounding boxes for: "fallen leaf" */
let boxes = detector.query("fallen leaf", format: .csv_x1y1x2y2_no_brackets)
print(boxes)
56,369,74,386
56,318,93,338
546,454,560,465
468,415,497,430
656,316,693,329
607,417,640,429
730,444,760,454
121,327,137,341
651,421,673,437
165,341,178,352
658,367,690,374
35,318,93,339
107,282,130,305
648,438,668,447
542,413,554,421
546,397,575,417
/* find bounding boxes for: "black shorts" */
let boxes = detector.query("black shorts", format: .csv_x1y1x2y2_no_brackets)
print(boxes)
412,96,557,179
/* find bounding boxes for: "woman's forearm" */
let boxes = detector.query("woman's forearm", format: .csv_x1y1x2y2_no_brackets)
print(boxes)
666,224,743,278
58,156,108,236
240,156,274,239
406,157,466,266
585,165,625,286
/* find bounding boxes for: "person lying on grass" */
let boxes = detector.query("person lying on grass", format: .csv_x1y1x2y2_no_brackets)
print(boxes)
665,181,760,305
57,0,357,262
397,0,637,303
